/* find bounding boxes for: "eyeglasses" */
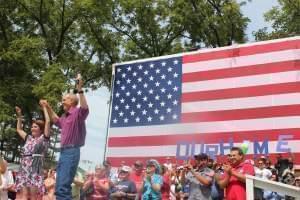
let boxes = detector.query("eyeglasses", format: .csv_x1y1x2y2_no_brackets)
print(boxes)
258,162,264,165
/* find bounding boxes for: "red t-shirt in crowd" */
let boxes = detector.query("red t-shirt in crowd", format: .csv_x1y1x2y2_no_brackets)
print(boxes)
87,177,109,200
226,161,255,200
130,171,144,198
161,174,171,200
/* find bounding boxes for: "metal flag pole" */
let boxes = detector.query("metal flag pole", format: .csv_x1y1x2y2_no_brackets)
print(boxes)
102,64,116,162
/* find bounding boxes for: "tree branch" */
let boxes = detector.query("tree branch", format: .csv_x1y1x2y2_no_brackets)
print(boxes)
55,0,66,57
110,9,153,56
0,16,9,46
85,17,115,62
17,0,53,61
160,27,185,55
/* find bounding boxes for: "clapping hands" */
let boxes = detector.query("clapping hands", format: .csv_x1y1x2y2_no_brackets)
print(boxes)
223,164,232,175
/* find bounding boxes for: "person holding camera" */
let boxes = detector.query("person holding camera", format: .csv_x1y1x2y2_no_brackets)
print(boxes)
41,74,89,200
181,153,214,200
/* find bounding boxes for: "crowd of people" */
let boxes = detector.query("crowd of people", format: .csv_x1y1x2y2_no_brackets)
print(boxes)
1,147,299,200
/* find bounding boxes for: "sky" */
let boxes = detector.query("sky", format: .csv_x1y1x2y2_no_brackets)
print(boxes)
79,0,280,170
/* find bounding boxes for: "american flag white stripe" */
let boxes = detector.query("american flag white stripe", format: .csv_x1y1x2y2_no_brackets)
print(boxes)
182,71,300,93
109,116,300,137
183,49,300,73
182,93,300,113
107,37,300,166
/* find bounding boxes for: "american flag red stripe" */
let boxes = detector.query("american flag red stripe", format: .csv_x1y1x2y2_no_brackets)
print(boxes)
183,39,300,63
183,60,300,82
106,37,300,166
182,82,300,102
181,104,300,122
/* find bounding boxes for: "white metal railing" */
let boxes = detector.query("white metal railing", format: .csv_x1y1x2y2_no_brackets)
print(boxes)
246,175,300,200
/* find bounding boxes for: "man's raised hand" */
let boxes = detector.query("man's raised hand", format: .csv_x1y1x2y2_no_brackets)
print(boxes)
15,106,22,117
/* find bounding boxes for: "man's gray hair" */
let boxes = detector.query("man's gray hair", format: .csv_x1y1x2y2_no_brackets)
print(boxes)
64,93,79,106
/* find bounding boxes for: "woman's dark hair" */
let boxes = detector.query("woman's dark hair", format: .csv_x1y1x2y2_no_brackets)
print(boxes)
282,173,295,185
257,157,266,164
271,168,277,175
288,162,294,169
32,119,45,133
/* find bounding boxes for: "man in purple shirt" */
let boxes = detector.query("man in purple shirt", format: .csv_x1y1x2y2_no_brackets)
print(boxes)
42,76,89,200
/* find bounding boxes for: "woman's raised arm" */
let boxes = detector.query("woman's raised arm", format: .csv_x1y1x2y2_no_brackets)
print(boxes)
40,100,51,138
15,106,27,140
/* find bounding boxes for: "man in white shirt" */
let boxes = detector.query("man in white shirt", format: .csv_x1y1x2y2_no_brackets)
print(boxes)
255,158,272,179
255,158,272,200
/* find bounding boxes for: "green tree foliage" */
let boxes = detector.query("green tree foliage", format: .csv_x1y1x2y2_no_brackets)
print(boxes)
108,0,185,60
76,0,121,88
179,0,249,48
0,0,250,164
254,0,300,41
0,0,115,163
106,0,249,60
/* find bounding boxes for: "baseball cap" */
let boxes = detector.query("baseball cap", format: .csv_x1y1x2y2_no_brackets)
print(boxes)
120,165,131,173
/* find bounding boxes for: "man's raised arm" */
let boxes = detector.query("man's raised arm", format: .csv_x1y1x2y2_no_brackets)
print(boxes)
76,75,88,109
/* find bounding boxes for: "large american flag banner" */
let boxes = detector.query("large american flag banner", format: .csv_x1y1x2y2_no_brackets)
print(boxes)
106,37,300,166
